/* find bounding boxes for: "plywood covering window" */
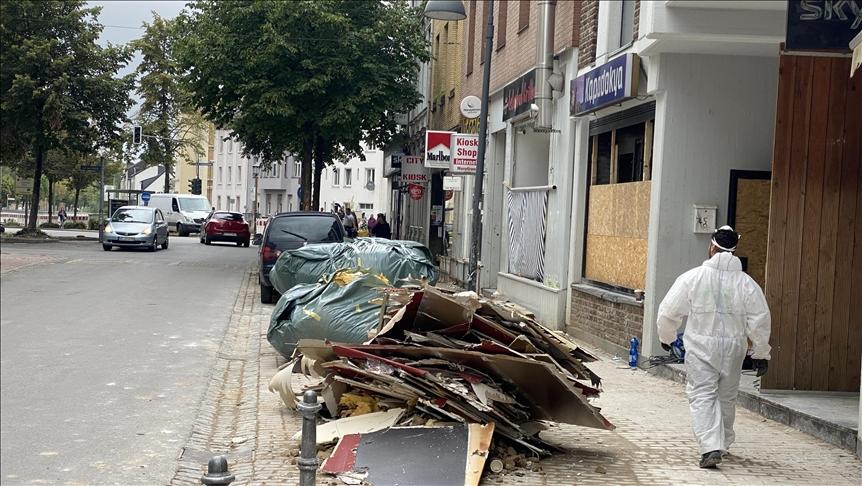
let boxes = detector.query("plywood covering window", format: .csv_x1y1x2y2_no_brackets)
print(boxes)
481,0,490,63
466,0,476,76
583,117,655,291
518,0,530,33
497,0,508,50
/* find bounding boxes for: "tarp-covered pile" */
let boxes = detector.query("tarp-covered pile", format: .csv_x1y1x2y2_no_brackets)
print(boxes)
272,286,613,483
269,238,439,294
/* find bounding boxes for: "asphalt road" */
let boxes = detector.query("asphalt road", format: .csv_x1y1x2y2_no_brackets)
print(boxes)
0,236,257,484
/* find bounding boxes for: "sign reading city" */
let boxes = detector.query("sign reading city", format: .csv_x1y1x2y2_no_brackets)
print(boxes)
571,53,640,116
401,155,429,184
785,0,862,52
450,133,478,174
502,69,536,121
425,130,454,169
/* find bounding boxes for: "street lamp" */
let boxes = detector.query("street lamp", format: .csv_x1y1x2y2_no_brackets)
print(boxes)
252,163,261,220
424,0,492,292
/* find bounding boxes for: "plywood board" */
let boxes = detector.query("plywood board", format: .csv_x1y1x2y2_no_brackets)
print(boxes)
734,179,770,289
584,234,648,290
587,185,614,236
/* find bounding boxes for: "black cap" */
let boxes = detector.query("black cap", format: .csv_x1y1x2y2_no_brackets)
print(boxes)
711,225,739,252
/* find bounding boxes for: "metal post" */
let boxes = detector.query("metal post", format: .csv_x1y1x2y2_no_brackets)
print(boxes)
253,174,259,220
200,455,235,485
297,390,321,486
468,0,494,292
98,156,105,242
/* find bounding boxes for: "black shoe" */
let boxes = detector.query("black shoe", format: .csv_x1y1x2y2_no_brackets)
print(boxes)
699,450,722,469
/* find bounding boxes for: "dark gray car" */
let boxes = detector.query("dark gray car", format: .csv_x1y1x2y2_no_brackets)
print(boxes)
102,206,169,252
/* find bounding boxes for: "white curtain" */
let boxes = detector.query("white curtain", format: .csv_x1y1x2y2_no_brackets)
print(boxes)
506,189,548,282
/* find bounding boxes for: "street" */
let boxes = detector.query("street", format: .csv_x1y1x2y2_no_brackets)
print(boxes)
0,237,255,484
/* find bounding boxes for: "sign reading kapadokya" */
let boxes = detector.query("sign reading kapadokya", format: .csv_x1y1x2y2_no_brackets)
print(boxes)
571,54,639,116
503,69,536,121
425,130,454,169
401,155,429,184
450,133,478,174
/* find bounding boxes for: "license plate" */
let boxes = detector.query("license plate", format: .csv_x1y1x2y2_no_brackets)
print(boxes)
120,236,135,241
223,232,236,236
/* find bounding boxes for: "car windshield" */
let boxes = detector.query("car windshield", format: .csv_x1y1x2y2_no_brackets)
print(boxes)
178,197,210,212
215,212,244,222
112,208,153,223
267,216,343,246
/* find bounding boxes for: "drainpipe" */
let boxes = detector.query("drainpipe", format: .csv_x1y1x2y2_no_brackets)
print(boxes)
535,0,557,130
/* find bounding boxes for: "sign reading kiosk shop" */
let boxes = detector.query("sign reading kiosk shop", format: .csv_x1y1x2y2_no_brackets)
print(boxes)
571,53,640,116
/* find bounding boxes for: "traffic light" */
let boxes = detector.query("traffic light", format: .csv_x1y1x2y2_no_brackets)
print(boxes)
190,178,202,195
188,179,195,194
132,126,142,145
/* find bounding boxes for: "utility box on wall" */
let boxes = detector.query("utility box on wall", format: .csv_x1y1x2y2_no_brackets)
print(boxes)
693,204,717,234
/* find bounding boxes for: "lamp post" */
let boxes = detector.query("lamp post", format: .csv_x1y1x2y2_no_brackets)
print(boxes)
252,163,261,220
424,0,491,292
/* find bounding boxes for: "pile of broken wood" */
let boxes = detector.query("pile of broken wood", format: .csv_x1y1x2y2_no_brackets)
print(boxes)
270,287,613,485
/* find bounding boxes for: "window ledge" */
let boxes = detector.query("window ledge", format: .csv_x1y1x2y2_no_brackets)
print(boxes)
499,272,564,293
572,283,643,307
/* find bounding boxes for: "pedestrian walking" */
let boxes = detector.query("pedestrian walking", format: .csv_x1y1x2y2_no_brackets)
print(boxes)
367,213,377,231
342,207,358,237
370,213,391,239
656,225,770,469
58,207,67,227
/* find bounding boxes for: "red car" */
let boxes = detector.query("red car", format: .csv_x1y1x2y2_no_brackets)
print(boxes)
200,211,251,247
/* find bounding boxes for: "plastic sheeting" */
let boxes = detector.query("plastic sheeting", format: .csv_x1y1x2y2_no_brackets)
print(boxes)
269,237,438,294
267,269,389,359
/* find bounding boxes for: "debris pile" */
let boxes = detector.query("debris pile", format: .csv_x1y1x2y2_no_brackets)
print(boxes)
272,286,613,483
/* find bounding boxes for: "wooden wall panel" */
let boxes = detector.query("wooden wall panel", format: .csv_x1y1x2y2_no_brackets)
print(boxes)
734,179,771,289
763,54,862,393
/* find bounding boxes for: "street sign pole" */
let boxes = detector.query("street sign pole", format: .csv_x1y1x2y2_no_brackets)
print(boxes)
98,157,105,242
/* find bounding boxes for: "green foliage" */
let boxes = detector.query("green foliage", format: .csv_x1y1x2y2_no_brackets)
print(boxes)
62,221,86,229
88,218,101,230
5,219,21,227
39,222,60,229
175,0,430,209
0,0,135,228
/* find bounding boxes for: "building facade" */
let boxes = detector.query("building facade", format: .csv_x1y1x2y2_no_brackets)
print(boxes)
319,146,390,220
176,122,216,201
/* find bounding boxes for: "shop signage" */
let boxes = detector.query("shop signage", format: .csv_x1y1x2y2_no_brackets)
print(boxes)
425,130,454,169
408,183,425,201
390,154,402,169
459,95,481,119
461,116,480,134
443,176,463,191
445,190,454,201
502,68,536,121
785,0,862,52
571,54,639,116
401,155,429,184
450,133,478,174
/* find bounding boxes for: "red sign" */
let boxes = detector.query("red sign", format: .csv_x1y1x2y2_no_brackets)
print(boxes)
408,183,425,201
425,130,454,169
445,190,454,201
450,133,478,174
401,155,429,183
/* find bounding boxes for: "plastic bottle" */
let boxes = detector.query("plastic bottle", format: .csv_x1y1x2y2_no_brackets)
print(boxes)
672,331,686,360
628,337,639,369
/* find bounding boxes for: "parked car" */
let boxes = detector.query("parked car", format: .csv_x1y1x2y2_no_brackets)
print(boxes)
147,193,212,236
200,211,251,246
102,206,169,251
255,212,347,303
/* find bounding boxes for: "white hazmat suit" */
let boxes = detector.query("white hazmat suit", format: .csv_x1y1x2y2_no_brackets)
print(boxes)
656,252,771,454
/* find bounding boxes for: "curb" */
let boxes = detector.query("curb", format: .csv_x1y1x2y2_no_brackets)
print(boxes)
0,237,60,244
647,363,858,453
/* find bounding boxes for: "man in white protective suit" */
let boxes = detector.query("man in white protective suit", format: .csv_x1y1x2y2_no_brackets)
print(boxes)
656,225,771,469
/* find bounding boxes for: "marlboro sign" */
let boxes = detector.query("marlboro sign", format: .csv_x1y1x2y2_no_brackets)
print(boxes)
425,130,454,169
450,133,478,174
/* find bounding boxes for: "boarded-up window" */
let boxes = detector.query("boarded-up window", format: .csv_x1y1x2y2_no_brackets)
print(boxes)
497,0,508,50
481,0,490,63
518,0,530,33
466,0,476,75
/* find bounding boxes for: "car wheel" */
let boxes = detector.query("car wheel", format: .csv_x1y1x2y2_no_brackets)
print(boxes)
260,284,274,304
177,223,187,237
102,244,112,251
162,237,169,250
236,241,242,247
205,234,212,245
243,240,250,248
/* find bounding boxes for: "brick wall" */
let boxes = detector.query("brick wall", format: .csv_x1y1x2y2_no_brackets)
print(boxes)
577,0,598,70
568,287,643,353
462,0,579,98
430,19,464,131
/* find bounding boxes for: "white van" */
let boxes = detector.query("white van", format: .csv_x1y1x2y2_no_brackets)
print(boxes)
147,193,212,236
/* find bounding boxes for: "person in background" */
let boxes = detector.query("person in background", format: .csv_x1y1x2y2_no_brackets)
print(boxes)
367,213,377,232
342,207,358,237
656,225,770,469
370,213,391,239
57,207,67,227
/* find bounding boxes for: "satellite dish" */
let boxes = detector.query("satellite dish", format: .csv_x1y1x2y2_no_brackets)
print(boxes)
365,180,375,191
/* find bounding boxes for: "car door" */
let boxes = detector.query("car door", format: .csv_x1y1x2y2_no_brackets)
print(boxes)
155,210,168,241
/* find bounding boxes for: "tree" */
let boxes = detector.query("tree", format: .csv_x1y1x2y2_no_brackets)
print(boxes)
0,1,134,229
64,157,100,219
132,14,206,193
175,0,429,210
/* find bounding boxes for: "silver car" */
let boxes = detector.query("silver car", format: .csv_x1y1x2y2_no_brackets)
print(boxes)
102,206,169,252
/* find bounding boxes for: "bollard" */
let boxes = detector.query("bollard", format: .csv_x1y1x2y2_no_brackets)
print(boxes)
297,390,322,486
201,455,235,485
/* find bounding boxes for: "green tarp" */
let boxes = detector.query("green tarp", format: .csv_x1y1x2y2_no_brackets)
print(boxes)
269,237,438,295
267,269,388,359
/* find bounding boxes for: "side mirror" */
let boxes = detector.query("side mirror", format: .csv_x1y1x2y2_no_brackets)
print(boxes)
253,234,262,246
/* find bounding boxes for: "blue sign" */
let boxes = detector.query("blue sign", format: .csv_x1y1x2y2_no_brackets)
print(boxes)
297,186,303,200
141,191,151,205
571,54,639,116
786,0,862,52
390,154,402,169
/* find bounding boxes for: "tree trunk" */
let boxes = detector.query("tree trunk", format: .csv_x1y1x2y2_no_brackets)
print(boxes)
73,188,81,219
164,164,171,193
47,178,54,224
300,135,314,210
313,136,326,211
27,147,44,229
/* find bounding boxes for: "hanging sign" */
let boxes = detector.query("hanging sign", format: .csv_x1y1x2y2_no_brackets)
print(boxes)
445,190,454,201
459,95,481,119
425,130,454,169
502,69,536,121
571,53,639,116
785,0,862,52
408,183,425,201
390,154,403,169
443,176,463,191
450,133,478,174
401,155,429,184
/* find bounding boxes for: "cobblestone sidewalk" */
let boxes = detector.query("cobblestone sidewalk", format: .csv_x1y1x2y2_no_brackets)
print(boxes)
172,273,861,485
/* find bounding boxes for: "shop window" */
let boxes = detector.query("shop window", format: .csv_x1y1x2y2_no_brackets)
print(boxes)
588,120,652,185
